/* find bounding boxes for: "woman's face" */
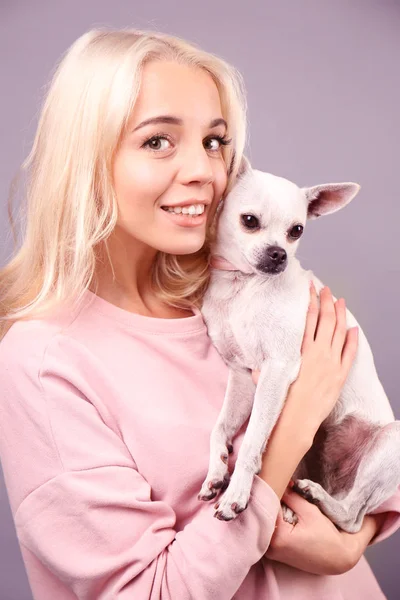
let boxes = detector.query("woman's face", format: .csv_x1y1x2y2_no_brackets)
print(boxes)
112,60,230,256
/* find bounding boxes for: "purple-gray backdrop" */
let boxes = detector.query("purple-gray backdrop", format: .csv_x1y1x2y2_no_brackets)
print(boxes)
1,0,399,598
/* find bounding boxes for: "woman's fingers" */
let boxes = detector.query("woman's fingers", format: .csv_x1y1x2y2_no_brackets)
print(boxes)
281,487,317,517
314,286,337,346
331,298,348,359
341,327,359,377
301,281,319,352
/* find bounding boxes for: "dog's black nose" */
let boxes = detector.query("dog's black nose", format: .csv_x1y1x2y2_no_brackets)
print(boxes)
256,245,287,275
266,246,287,264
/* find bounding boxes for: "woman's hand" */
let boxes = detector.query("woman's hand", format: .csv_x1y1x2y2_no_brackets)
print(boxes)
252,282,359,432
254,282,359,499
265,484,382,576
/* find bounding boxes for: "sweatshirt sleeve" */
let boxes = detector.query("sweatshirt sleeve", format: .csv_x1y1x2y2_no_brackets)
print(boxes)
1,334,281,600
367,485,400,546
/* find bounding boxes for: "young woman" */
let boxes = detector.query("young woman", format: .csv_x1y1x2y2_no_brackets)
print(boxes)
0,28,399,600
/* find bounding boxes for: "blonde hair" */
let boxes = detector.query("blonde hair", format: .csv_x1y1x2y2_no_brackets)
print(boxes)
0,28,247,340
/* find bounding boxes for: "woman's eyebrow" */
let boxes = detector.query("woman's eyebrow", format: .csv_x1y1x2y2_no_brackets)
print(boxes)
131,115,227,132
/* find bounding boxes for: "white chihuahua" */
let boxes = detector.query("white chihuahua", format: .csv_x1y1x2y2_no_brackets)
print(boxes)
198,156,400,532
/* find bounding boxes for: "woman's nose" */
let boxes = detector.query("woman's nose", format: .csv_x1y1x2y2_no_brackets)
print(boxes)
178,145,214,185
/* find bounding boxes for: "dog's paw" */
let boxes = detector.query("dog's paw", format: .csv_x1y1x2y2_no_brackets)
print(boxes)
198,442,233,501
212,477,251,521
292,479,324,505
198,472,230,501
282,503,298,525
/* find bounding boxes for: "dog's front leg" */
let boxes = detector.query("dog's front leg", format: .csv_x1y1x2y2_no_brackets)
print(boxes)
214,359,300,521
198,368,255,502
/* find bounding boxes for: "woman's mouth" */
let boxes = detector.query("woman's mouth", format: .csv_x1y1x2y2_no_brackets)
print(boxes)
160,203,207,227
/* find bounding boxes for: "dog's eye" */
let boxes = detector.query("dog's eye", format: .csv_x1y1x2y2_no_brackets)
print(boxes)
288,224,303,239
241,214,260,230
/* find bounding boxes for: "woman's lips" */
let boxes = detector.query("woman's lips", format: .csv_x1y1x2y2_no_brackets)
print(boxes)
160,205,207,228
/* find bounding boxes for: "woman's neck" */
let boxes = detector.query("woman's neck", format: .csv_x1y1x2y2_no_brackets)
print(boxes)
91,237,195,319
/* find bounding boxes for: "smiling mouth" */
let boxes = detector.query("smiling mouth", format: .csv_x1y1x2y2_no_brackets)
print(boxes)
161,203,206,216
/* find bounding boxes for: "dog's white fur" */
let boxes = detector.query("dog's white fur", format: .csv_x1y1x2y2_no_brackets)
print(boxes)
198,157,400,531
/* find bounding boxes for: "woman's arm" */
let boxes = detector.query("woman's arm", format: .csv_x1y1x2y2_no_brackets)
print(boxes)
0,329,281,600
254,281,400,575
264,484,386,576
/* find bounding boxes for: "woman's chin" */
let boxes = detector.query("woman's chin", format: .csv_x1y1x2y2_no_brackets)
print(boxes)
158,235,206,256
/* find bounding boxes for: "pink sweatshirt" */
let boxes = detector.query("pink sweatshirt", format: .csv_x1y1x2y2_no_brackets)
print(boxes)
0,289,399,600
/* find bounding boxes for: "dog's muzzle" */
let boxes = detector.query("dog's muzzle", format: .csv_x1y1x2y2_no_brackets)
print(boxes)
256,245,287,274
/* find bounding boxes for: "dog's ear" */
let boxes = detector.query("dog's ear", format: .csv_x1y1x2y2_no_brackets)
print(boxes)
303,182,361,220
228,152,251,179
237,155,251,179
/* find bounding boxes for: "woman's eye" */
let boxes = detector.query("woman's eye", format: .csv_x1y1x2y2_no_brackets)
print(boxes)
143,136,171,152
142,133,231,153
205,135,232,152
205,137,221,151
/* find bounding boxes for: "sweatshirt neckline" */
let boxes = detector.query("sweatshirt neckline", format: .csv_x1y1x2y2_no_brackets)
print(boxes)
83,289,206,335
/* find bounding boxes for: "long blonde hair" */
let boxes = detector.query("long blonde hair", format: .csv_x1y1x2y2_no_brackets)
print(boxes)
0,28,247,340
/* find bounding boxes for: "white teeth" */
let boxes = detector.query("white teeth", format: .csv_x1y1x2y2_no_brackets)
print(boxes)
165,204,205,216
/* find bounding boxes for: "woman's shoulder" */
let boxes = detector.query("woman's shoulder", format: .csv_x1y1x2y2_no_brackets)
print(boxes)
0,303,94,383
0,291,99,369
1,306,70,353
0,317,62,366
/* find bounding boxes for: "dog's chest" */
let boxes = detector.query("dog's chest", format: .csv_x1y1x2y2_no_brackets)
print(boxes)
202,273,307,370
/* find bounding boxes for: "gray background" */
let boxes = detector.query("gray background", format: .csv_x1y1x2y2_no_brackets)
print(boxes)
1,0,399,598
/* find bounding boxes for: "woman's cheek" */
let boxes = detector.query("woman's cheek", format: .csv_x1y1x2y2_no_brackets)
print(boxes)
113,161,154,208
